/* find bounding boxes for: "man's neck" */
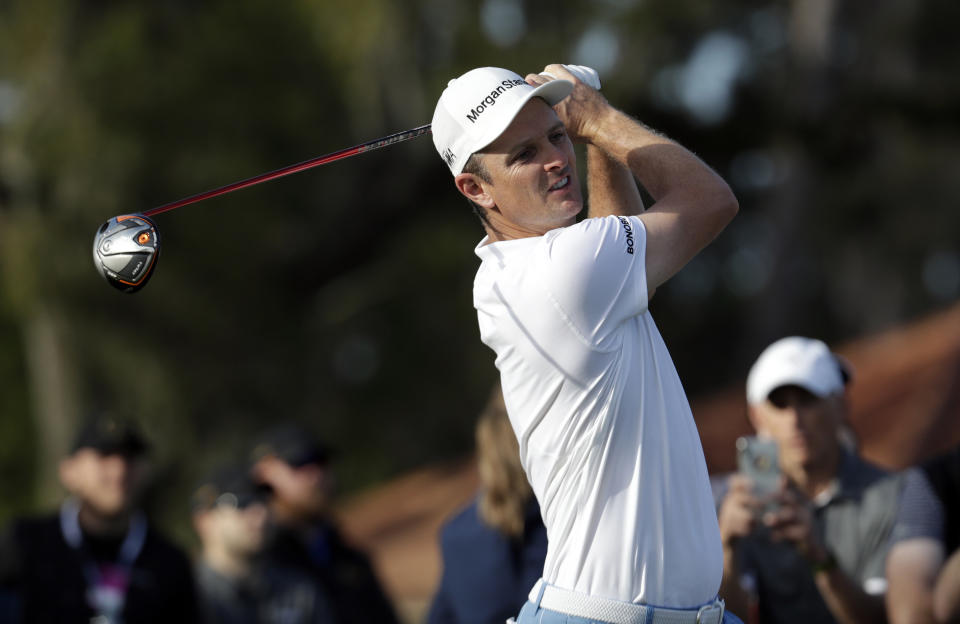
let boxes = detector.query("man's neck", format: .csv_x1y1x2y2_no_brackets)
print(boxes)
483,214,576,243
77,504,131,538
484,221,522,243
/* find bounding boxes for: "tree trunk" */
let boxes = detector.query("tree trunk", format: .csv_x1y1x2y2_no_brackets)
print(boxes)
22,305,78,507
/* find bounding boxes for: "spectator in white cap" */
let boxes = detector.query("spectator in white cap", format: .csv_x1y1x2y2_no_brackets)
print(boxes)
433,63,739,623
714,336,904,624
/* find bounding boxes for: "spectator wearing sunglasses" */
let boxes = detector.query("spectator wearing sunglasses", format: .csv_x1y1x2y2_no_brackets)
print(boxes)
251,424,399,624
191,463,337,624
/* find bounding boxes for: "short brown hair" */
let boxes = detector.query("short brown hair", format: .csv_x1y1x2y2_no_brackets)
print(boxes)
462,153,491,183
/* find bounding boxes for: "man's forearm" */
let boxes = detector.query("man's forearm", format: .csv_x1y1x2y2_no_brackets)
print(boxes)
585,144,643,219
584,107,727,204
886,540,943,624
579,104,736,290
814,565,888,624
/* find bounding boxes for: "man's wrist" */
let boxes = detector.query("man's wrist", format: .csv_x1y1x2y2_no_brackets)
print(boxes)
807,548,837,574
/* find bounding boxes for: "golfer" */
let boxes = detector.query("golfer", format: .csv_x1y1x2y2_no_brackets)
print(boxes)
432,64,740,624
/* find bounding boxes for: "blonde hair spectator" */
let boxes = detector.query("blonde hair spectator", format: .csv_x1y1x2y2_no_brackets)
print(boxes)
476,390,532,538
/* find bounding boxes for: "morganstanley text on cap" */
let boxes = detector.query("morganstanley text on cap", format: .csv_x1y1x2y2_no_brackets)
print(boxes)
432,66,574,176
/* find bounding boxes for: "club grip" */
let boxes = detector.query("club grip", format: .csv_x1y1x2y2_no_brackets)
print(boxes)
540,65,602,90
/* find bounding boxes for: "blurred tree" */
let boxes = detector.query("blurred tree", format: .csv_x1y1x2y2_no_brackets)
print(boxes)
0,0,88,507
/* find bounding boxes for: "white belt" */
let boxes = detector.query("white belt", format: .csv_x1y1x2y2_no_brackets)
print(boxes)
527,580,725,624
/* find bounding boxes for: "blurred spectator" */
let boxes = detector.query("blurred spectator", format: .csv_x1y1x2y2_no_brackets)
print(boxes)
714,337,902,624
191,463,337,623
251,424,399,624
886,443,960,624
0,413,199,623
427,389,547,624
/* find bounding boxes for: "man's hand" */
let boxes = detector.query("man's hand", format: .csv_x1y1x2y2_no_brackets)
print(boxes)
718,475,761,550
717,475,761,616
764,486,831,566
525,64,611,144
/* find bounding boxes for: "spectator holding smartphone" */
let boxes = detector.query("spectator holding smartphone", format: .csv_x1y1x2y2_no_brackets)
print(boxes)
713,337,903,624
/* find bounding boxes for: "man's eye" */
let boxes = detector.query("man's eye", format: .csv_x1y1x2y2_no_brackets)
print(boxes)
514,148,533,162
550,130,566,142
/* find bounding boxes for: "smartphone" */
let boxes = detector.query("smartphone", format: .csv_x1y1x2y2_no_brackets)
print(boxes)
736,436,780,501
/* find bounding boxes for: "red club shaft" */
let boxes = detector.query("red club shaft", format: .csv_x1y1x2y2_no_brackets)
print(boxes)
142,124,432,218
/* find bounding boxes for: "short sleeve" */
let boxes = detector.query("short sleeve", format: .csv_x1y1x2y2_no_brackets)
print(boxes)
855,473,905,590
889,467,944,545
539,215,648,344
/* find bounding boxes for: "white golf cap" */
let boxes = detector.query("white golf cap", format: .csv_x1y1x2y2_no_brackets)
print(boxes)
432,66,573,175
746,336,849,405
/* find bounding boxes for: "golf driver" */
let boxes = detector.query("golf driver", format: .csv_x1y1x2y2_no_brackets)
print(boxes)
91,63,600,293
92,124,432,293
92,214,161,293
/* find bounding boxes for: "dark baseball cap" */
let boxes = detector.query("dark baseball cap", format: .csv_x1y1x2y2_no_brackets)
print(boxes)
71,414,150,457
250,423,333,468
191,464,272,512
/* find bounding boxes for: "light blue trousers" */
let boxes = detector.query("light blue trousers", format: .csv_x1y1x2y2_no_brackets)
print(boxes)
514,598,745,624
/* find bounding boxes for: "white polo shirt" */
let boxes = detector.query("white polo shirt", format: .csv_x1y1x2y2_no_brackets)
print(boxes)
473,215,722,607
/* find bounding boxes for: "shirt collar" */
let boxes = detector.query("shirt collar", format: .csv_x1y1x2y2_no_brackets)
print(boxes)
474,234,539,264
813,450,884,507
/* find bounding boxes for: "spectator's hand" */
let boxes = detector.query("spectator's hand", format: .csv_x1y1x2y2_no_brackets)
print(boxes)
763,486,831,566
718,475,761,551
525,64,611,145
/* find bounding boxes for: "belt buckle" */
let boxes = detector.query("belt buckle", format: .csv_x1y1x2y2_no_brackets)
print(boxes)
696,598,724,624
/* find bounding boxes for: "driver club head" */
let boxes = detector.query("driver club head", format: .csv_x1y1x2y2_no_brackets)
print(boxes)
92,214,161,293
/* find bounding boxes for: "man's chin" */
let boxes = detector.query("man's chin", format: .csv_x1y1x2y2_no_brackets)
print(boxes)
557,198,584,221
85,501,133,522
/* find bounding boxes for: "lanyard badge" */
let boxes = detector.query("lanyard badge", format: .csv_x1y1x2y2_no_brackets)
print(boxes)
60,499,147,624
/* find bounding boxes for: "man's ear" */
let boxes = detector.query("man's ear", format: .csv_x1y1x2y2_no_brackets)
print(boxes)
454,173,495,210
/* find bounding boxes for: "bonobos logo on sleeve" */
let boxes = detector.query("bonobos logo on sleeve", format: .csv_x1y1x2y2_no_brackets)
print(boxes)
466,79,527,123
617,216,635,255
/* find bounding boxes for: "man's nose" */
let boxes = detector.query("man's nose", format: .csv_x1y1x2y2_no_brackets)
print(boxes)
786,404,819,433
780,405,803,429
543,142,568,171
